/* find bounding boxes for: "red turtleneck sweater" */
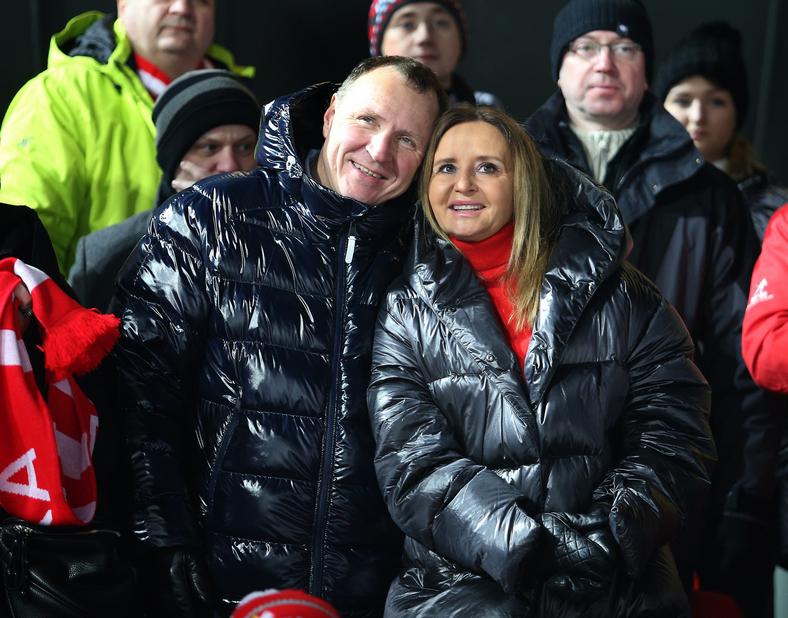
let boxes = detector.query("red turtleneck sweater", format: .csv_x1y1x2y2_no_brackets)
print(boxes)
452,222,532,371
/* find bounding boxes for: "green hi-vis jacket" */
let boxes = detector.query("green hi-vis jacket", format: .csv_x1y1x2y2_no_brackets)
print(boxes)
0,12,254,271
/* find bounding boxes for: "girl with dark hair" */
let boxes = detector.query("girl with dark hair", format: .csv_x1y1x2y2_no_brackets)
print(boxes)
655,21,788,240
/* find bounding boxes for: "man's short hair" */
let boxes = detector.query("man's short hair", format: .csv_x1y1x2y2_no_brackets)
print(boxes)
335,56,448,115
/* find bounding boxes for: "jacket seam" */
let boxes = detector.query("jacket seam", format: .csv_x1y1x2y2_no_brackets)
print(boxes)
206,531,308,546
208,275,331,299
200,400,323,419
219,470,314,484
215,337,329,356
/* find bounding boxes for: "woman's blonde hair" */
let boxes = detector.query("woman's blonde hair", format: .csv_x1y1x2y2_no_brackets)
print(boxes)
419,105,560,329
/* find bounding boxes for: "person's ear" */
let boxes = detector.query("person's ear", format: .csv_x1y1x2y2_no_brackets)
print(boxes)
323,94,338,139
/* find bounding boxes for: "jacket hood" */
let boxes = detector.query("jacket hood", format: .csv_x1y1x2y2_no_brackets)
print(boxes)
255,82,334,175
62,12,116,64
49,11,255,78
254,82,417,235
50,11,124,68
410,158,626,404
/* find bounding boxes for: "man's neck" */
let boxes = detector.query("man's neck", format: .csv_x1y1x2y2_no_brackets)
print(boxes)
145,52,205,80
313,148,330,190
566,106,638,132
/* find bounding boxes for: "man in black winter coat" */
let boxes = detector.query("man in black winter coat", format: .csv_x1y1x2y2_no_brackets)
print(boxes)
113,56,445,617
524,1,783,616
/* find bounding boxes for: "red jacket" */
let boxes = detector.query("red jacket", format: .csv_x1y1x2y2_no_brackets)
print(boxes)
743,203,788,392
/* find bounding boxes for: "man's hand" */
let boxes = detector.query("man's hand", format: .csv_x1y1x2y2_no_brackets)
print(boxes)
171,160,214,193
13,283,33,333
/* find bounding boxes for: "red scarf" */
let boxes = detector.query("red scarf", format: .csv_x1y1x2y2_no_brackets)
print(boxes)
135,53,215,100
452,223,533,370
0,258,119,525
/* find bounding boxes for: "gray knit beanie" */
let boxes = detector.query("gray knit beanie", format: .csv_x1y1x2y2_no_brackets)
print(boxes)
153,69,260,196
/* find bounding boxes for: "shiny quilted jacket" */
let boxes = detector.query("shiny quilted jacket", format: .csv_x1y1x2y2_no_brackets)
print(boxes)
115,83,412,617
367,161,716,617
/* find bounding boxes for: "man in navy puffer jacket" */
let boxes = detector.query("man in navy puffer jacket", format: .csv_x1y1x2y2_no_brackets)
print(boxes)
113,56,445,617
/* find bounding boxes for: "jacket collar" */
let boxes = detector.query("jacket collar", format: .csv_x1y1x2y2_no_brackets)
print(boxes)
526,91,705,224
409,159,625,406
526,160,625,403
446,73,477,106
524,91,574,163
50,11,116,67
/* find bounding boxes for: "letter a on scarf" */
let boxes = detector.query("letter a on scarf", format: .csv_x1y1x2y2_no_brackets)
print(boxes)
0,258,118,525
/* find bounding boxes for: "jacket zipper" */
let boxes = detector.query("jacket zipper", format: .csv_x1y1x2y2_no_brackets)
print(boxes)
309,222,356,596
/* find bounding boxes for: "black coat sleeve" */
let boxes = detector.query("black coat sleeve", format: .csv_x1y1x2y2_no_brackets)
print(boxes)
697,182,783,516
592,270,715,578
113,193,209,549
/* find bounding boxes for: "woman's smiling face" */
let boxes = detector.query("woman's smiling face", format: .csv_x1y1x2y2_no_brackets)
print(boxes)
428,121,514,242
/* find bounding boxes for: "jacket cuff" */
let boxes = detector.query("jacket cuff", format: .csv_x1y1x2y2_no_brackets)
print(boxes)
609,488,670,579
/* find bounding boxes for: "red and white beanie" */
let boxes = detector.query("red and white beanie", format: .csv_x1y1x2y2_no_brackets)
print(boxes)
231,589,340,618
368,0,468,56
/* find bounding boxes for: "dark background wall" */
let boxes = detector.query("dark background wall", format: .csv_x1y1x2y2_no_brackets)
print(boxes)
3,0,786,179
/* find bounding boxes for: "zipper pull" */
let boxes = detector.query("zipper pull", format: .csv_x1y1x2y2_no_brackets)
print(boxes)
345,234,356,264
345,222,357,265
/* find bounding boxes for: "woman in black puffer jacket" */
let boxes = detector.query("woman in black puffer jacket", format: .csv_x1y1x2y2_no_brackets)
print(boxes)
367,106,716,617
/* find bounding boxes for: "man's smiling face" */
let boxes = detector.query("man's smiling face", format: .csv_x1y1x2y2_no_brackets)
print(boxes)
316,66,439,206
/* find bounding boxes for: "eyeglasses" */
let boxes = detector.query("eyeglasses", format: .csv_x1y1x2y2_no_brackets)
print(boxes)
569,40,642,61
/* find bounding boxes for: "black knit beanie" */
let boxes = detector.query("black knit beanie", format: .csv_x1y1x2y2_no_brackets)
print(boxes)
550,0,653,82
653,22,748,127
368,0,468,57
153,69,260,193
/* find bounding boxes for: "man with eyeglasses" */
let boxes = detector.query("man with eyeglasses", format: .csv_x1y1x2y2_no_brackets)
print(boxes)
526,1,781,615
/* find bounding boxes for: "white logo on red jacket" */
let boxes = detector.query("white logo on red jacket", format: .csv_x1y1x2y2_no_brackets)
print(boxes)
748,278,774,309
